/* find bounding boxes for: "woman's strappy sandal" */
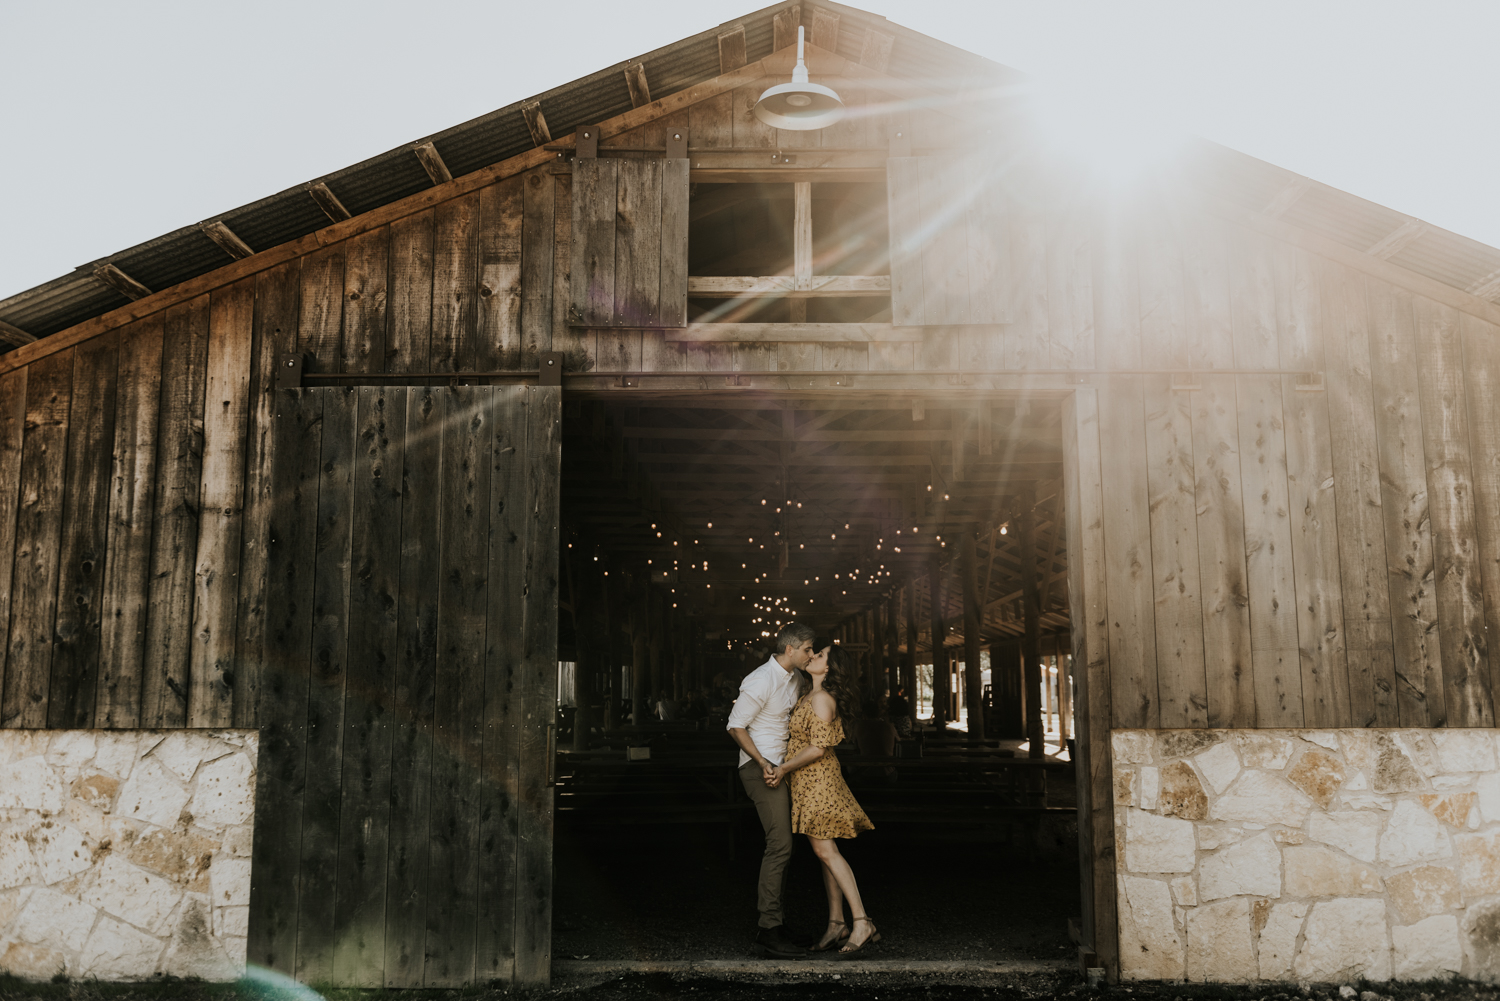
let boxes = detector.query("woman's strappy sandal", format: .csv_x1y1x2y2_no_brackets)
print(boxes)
809,919,849,953
837,916,881,957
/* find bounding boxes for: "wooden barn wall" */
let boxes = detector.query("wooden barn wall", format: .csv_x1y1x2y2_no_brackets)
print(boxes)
3,108,1500,739
1090,200,1500,731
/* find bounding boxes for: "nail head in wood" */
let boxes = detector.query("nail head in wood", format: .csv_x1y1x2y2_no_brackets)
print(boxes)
666,128,688,159
412,141,453,186
277,352,305,390
199,220,255,261
576,125,598,159
93,263,151,301
307,182,352,222
540,351,565,387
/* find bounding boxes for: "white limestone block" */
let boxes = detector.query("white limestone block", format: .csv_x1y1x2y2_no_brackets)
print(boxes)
1237,733,1296,769
1185,897,1258,982
1211,770,1312,827
1294,898,1391,983
210,856,252,907
1197,826,1248,851
115,758,190,830
1379,799,1453,867
0,757,64,813
15,887,98,952
1199,833,1281,901
1258,900,1310,981
92,732,138,780
0,826,40,889
1306,810,1383,864
1124,809,1198,873
1196,742,1242,794
151,733,233,784
79,915,165,980
30,822,93,885
214,905,249,938
1457,829,1500,897
1114,731,1153,765
82,855,184,936
1302,731,1341,752
161,892,239,981
1169,875,1197,907
1117,875,1184,980
1392,914,1463,980
1139,766,1160,811
189,753,255,827
45,732,96,769
1434,731,1497,774
1283,844,1382,897
1475,770,1500,824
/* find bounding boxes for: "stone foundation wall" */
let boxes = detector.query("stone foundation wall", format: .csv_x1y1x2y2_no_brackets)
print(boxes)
0,730,256,981
1113,728,1500,984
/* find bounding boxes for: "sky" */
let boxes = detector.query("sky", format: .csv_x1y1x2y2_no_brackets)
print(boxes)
2,0,1498,302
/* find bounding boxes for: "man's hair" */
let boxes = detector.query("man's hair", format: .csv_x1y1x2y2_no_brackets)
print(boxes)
774,622,816,655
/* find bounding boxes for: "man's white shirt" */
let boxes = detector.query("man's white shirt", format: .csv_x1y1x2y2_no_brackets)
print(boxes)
727,655,802,768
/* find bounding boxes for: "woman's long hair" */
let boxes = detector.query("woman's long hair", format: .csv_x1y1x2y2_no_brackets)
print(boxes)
799,639,862,734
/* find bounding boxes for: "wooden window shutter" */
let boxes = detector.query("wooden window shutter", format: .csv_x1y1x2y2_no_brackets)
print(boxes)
569,156,689,327
886,157,1012,326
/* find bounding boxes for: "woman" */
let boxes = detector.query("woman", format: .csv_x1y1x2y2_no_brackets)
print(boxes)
768,642,880,956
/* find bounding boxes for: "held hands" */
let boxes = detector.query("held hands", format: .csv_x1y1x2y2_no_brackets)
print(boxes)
764,763,788,788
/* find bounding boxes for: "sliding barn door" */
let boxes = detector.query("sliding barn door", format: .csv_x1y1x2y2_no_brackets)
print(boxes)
569,156,689,327
246,384,561,989
886,156,1013,326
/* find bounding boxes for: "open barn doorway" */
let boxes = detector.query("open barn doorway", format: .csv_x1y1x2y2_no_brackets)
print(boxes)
550,392,1084,963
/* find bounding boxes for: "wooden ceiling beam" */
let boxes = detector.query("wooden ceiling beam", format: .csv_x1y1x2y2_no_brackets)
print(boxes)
412,141,454,186
1365,219,1425,260
520,100,551,146
623,61,652,109
306,181,351,222
0,319,36,347
199,220,254,261
93,264,150,301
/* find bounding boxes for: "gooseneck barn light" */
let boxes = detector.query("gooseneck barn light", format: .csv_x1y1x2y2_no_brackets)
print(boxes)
753,26,845,131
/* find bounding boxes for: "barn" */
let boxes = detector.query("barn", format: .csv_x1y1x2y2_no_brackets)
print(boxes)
4,0,1500,987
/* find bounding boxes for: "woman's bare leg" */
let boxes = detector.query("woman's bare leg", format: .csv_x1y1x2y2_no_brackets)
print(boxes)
813,855,846,948
809,837,874,949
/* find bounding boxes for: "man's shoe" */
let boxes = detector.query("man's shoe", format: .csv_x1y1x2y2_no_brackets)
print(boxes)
753,926,807,958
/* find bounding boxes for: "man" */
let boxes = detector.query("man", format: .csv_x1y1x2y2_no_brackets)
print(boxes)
727,623,816,958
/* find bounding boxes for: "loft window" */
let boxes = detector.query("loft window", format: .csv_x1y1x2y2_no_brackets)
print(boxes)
686,181,891,323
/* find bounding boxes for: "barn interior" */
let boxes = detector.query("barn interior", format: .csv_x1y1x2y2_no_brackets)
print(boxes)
552,391,1081,960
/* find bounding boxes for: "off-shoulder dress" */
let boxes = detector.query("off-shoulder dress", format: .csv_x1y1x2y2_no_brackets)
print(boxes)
786,695,875,840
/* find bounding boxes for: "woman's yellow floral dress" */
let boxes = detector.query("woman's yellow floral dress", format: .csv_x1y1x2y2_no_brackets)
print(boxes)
787,695,875,839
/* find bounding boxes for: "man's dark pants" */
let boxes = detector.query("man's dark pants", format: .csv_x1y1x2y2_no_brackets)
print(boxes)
738,759,794,929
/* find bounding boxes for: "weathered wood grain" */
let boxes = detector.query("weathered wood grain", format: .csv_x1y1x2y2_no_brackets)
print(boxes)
615,159,664,327
570,158,617,330
514,386,561,988
1320,260,1398,725
295,386,356,985
659,157,689,329
388,210,436,374
45,334,119,727
431,192,481,373
1366,278,1444,726
299,243,346,372
1062,386,1115,969
477,388,524,984
384,387,441,987
1459,312,1500,722
0,367,26,708
233,261,301,727
479,175,525,372
689,91,733,150
96,319,163,727
188,278,254,727
332,387,406,987
1276,247,1350,727
1137,207,1207,727
141,297,210,728
731,81,776,149
550,175,583,368
425,388,492,985
1228,232,1301,726
341,226,389,373
1412,295,1491,726
245,387,323,975
2,349,72,727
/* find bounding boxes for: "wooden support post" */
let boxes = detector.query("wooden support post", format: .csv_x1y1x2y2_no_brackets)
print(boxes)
928,557,948,729
572,558,593,751
903,584,918,729
886,591,900,700
871,602,886,700
1059,638,1074,752
961,533,985,740
648,590,663,717
630,585,648,726
1020,488,1044,758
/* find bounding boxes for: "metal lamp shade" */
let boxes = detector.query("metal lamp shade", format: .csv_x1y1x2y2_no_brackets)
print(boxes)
753,80,846,130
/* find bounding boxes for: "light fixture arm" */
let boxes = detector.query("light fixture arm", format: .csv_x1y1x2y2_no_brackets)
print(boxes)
792,25,809,85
